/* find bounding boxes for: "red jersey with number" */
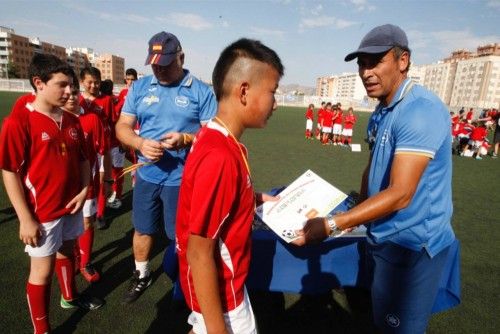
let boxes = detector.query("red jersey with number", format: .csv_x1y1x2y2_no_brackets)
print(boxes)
78,108,108,199
176,121,255,313
0,105,87,222
305,108,313,120
343,114,357,129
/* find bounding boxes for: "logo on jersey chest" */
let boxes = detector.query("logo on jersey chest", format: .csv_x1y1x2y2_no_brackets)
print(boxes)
41,132,50,141
143,95,159,105
68,128,79,140
175,96,189,108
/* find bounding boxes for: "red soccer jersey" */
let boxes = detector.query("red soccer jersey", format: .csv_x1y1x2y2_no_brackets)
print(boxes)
322,109,334,127
79,94,117,147
466,110,473,121
470,127,487,141
317,108,324,124
78,109,108,199
176,121,255,313
11,92,36,118
0,105,87,222
305,108,314,120
333,110,343,125
343,114,357,130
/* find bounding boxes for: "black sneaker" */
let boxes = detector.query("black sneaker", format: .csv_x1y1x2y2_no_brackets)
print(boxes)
96,217,107,230
60,294,104,310
123,270,152,304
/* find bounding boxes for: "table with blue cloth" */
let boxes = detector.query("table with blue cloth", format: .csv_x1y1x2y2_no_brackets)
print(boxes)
246,230,461,314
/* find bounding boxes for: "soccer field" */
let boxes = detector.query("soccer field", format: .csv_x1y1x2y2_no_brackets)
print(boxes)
0,91,499,333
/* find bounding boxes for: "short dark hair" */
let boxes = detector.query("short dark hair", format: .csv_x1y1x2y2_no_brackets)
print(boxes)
68,67,80,91
392,46,411,73
100,79,114,96
125,68,138,79
212,38,284,101
80,66,101,81
28,53,73,90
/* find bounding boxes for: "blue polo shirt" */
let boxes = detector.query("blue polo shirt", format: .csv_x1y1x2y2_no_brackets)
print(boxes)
122,70,217,186
366,78,455,257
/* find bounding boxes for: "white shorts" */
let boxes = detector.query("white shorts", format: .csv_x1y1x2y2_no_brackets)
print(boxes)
98,154,105,173
111,146,125,168
188,288,256,334
306,119,313,130
82,198,97,218
25,213,84,257
342,128,353,137
468,139,483,149
322,126,332,134
332,124,342,135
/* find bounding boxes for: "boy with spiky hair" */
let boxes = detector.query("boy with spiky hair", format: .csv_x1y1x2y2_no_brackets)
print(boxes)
176,38,283,334
0,54,102,334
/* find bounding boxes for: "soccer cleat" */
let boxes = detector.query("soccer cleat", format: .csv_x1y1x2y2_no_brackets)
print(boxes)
81,263,101,283
96,217,107,230
60,294,104,310
107,198,122,209
492,153,498,159
475,156,483,160
122,270,152,304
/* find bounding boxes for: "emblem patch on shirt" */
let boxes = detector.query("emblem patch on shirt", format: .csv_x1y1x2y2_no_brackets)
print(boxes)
69,128,79,140
175,96,189,108
41,132,50,141
385,314,400,328
143,95,159,106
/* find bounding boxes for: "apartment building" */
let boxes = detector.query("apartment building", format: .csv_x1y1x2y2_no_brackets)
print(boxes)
94,54,125,84
315,76,335,97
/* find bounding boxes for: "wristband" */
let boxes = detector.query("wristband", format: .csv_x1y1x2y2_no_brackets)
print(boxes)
326,215,342,237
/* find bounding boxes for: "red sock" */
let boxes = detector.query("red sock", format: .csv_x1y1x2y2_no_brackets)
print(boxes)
55,258,76,301
97,183,106,218
112,167,124,198
348,137,352,144
27,282,51,334
78,227,94,268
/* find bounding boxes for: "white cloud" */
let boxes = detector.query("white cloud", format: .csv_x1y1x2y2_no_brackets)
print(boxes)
249,27,285,38
156,13,213,31
349,0,376,11
486,0,500,9
431,29,500,54
299,15,356,29
311,4,324,16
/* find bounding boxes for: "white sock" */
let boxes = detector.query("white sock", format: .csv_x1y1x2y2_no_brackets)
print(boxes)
135,260,150,279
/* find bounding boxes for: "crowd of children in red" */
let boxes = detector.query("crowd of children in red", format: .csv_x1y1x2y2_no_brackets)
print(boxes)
305,102,357,146
451,107,500,160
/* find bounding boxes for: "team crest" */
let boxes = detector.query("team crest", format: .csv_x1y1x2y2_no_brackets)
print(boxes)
385,314,400,328
68,128,79,140
175,96,189,107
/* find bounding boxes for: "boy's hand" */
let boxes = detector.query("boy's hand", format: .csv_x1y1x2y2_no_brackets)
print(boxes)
160,132,183,150
138,138,163,160
19,219,41,247
66,189,87,214
255,192,280,207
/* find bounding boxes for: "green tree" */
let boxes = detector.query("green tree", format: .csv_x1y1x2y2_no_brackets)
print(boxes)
7,61,20,78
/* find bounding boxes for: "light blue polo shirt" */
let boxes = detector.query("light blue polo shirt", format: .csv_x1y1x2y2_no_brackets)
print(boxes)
122,70,217,186
366,78,455,257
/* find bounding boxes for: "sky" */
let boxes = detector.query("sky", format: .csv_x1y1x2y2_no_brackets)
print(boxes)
1,0,499,86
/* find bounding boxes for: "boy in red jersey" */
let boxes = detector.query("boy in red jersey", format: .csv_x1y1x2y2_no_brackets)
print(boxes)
305,103,314,139
321,102,334,145
315,101,325,139
0,54,102,334
463,121,488,159
341,107,357,146
63,70,109,283
108,68,138,207
79,67,114,232
176,38,283,334
332,103,343,145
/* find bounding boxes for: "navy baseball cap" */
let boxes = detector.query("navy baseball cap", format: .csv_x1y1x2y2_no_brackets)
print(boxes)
145,31,182,66
344,24,408,62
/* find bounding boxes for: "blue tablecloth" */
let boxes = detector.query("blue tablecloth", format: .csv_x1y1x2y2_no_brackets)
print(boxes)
246,230,461,314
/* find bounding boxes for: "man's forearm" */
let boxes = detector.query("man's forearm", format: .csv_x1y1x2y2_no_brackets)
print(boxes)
116,122,143,151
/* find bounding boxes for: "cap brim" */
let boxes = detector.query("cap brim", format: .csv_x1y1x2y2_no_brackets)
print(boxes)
144,53,176,66
344,45,394,62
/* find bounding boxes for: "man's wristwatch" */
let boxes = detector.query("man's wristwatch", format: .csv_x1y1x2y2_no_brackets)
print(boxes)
326,215,342,237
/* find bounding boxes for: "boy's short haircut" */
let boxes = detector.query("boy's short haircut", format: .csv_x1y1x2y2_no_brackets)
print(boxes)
212,38,284,101
100,79,114,95
68,67,80,91
80,66,102,81
27,53,73,90
125,68,138,79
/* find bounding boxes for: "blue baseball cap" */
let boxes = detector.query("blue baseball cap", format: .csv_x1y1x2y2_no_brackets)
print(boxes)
344,24,408,62
145,31,182,66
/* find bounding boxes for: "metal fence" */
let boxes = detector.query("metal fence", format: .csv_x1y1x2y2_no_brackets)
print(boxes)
275,94,378,112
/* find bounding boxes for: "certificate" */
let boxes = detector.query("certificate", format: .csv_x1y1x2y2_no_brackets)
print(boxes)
256,170,361,243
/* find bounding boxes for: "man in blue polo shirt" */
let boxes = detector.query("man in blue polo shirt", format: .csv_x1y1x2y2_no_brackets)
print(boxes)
116,31,217,303
295,24,455,333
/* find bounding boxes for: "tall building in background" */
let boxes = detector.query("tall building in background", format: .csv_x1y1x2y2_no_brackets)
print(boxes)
315,76,335,97
0,27,125,83
94,54,125,84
